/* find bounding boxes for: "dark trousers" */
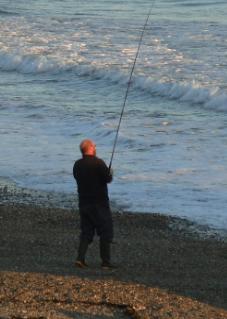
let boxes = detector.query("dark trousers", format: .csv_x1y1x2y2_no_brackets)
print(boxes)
77,202,113,263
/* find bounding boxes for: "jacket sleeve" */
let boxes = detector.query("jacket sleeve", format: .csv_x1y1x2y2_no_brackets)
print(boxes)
73,162,77,180
99,159,113,183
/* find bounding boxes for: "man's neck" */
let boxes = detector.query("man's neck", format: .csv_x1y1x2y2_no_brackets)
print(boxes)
83,152,95,156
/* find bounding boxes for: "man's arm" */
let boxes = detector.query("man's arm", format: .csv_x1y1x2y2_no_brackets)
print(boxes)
99,159,113,183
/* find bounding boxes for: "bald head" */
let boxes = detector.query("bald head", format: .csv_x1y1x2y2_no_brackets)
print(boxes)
80,139,96,156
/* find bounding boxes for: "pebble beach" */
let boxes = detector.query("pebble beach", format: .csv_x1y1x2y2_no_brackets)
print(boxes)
0,193,227,318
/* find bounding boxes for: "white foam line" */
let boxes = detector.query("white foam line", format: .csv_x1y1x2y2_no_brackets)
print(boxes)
0,49,226,112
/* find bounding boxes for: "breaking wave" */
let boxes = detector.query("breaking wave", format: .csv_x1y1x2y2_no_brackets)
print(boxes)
0,50,226,113
0,51,68,74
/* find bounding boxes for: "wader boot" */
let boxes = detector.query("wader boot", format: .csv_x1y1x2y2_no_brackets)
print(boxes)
100,240,116,269
76,239,89,268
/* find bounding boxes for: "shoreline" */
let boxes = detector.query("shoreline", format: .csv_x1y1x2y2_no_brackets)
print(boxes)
0,202,227,318
1,176,227,241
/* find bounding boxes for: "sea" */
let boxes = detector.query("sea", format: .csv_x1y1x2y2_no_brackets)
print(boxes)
0,0,227,231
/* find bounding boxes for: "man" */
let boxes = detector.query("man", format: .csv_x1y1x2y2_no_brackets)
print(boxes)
73,139,114,269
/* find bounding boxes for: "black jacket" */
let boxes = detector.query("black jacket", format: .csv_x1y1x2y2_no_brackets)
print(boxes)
73,155,112,205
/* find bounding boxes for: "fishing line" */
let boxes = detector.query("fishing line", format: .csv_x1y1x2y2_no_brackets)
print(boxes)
109,0,156,170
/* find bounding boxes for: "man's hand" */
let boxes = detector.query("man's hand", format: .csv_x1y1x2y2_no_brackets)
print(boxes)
109,168,113,177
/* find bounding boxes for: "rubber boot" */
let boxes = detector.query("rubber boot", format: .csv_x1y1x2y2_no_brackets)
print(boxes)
100,240,111,264
77,238,89,263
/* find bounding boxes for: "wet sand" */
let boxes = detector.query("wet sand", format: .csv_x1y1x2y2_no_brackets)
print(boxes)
0,202,227,319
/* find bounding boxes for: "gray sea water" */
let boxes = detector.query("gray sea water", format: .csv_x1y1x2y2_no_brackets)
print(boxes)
0,0,227,230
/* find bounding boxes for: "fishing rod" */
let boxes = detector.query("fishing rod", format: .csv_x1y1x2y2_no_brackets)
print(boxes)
109,1,156,171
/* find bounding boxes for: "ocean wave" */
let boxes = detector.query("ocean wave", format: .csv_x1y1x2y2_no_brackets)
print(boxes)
135,77,227,112
0,9,18,16
180,1,225,8
0,49,226,113
83,66,227,113
0,51,65,74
